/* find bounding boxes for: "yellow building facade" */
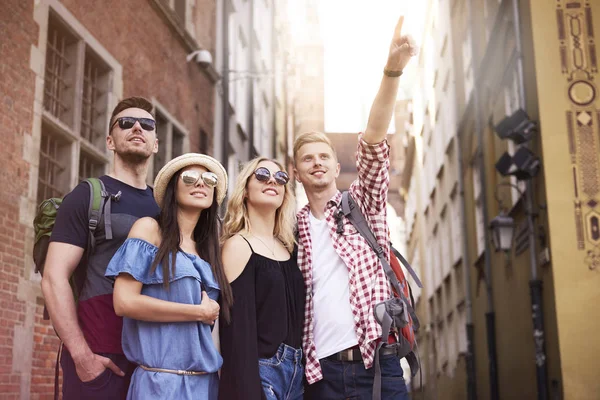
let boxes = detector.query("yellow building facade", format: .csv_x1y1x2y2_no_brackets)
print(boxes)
530,0,600,397
403,0,600,399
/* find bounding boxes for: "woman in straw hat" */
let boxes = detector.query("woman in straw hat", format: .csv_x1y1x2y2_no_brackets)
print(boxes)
218,157,305,400
105,153,232,400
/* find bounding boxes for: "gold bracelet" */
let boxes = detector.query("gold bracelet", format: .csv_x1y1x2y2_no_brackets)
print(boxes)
383,68,403,77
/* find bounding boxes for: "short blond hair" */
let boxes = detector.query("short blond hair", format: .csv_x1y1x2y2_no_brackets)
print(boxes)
293,131,337,164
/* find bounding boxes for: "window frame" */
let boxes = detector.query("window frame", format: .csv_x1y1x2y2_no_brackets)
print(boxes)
37,3,122,201
149,100,191,184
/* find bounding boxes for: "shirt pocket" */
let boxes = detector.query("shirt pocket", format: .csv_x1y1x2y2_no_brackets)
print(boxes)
340,221,359,236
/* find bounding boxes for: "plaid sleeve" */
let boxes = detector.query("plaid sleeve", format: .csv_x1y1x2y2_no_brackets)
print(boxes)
349,133,390,216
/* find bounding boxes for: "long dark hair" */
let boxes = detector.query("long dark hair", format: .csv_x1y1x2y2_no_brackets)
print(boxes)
150,169,233,322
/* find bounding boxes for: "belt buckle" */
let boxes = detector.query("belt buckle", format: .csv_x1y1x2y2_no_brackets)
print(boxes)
340,347,357,362
345,348,355,362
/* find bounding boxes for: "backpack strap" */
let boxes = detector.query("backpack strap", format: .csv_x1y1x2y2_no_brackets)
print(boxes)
391,245,423,289
340,191,419,325
372,304,416,398
86,178,106,250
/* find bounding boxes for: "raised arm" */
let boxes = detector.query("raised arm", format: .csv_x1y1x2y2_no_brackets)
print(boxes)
363,16,418,144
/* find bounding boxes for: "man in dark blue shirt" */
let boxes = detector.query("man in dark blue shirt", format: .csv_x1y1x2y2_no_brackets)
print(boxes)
41,97,160,400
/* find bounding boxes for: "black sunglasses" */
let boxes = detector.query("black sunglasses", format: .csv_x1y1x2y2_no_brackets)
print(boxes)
110,117,156,132
253,167,289,186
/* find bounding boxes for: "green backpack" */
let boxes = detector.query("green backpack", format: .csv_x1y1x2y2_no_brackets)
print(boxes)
33,178,112,315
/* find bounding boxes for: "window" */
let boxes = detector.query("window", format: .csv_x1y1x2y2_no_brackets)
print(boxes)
410,250,422,304
81,51,111,148
432,229,442,290
38,11,115,203
446,312,457,371
152,105,189,181
473,163,485,256
451,193,464,264
78,152,104,183
462,32,473,102
473,163,486,255
457,302,468,354
174,0,187,23
436,321,446,370
37,127,70,204
199,129,210,155
454,261,465,304
483,0,501,42
440,34,448,59
441,212,452,278
406,175,417,236
425,239,434,299
44,19,77,127
444,275,453,316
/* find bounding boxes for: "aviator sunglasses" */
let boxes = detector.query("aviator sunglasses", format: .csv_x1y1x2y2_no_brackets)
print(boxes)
180,170,219,188
110,116,156,132
253,167,289,186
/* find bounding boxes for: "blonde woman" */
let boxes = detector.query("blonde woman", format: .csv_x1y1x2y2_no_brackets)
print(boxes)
218,157,305,400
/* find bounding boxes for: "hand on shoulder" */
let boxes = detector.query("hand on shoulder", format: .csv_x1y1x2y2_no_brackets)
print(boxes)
128,217,161,246
221,235,252,283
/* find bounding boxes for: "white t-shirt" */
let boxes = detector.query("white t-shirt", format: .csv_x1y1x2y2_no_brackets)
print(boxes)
309,211,359,359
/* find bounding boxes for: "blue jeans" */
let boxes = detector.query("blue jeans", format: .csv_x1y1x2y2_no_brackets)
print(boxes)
258,343,304,400
304,354,409,400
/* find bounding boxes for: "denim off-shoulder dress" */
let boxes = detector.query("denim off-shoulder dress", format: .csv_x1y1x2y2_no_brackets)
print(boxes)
105,238,222,400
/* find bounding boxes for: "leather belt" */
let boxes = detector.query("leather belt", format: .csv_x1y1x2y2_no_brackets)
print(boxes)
139,365,207,376
325,345,397,362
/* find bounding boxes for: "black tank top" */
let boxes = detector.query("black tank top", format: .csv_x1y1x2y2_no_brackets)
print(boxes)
219,236,306,399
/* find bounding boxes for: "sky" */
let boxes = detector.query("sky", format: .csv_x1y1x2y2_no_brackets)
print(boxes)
317,0,427,133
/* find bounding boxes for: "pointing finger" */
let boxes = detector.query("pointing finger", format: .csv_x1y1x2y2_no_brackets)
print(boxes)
393,16,404,40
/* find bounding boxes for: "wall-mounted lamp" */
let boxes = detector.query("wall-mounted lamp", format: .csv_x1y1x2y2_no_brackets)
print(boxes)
489,211,515,253
490,181,528,255
495,146,541,180
494,108,537,144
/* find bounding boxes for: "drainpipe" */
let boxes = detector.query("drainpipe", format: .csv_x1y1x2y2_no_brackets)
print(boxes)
510,1,548,398
271,0,277,159
456,127,477,400
220,0,230,166
248,0,256,159
466,0,500,398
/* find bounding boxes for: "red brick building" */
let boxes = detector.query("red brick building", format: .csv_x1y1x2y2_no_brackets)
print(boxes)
0,0,218,397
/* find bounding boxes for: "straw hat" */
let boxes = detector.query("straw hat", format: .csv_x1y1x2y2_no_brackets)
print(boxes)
153,153,228,207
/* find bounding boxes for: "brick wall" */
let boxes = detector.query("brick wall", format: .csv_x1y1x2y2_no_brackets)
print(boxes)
0,0,216,398
1,0,42,398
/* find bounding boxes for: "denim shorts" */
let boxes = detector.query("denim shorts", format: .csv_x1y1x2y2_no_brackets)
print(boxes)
258,343,304,400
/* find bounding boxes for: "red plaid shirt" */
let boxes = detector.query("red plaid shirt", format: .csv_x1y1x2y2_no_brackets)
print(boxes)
297,135,392,384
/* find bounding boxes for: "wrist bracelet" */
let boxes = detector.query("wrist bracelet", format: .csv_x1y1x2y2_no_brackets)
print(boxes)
383,68,403,77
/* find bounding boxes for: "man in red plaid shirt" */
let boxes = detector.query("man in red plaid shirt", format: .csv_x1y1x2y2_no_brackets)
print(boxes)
293,15,418,400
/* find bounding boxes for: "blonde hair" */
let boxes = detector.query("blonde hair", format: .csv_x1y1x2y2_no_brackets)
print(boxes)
221,157,296,253
293,131,337,164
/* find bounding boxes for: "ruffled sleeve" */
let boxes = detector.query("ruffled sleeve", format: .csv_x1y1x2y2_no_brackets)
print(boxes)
106,238,204,286
191,257,220,292
105,238,161,284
